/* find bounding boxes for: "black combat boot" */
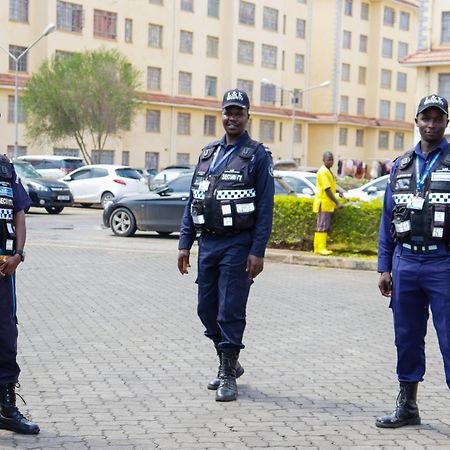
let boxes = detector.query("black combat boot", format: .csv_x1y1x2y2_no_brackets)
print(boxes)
215,350,239,402
207,348,244,390
0,383,40,435
375,382,421,428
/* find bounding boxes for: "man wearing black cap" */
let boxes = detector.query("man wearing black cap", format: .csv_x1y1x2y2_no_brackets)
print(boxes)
376,94,450,428
177,89,274,402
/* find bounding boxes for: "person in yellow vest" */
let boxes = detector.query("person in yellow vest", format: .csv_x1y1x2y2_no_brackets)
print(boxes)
313,151,343,255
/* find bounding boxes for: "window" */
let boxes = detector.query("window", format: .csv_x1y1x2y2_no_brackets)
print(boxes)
124,18,133,43
438,73,450,100
146,110,161,132
340,95,349,114
122,151,130,166
382,38,393,58
9,0,29,22
341,63,350,81
145,152,159,170
239,1,255,25
398,41,408,59
147,67,161,90
93,9,117,39
358,66,366,84
384,7,395,27
339,128,348,145
237,79,253,101
394,132,404,150
204,115,216,136
262,44,277,69
7,146,26,158
294,124,302,143
399,12,410,31
381,69,392,88
296,19,306,38
344,0,352,16
56,1,83,32
181,0,193,12
149,0,163,4
7,95,26,122
260,120,275,142
177,113,191,135
205,76,217,96
397,72,407,92
180,30,193,53
357,98,365,115
379,100,390,119
92,150,114,164
53,147,80,157
442,12,450,43
379,131,389,149
295,54,304,73
361,2,369,20
178,71,192,94
206,36,219,57
208,0,219,18
237,40,254,65
8,45,27,72
263,7,278,31
356,129,364,147
395,102,406,121
176,153,190,165
260,83,276,104
343,30,351,49
359,34,367,52
148,23,163,47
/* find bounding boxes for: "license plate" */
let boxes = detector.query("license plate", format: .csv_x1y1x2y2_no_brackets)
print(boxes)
57,195,70,201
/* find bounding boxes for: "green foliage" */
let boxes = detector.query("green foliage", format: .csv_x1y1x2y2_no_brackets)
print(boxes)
23,48,140,163
270,196,382,255
337,176,370,191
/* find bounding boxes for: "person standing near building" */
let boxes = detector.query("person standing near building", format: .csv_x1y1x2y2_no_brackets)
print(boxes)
0,152,39,435
376,94,450,428
313,151,343,255
177,89,274,402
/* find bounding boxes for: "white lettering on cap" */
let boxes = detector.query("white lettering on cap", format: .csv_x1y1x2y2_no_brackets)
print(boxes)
226,91,244,101
423,95,444,106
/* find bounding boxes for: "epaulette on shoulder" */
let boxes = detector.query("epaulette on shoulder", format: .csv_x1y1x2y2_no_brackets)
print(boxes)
397,149,415,170
200,139,221,159
0,154,13,179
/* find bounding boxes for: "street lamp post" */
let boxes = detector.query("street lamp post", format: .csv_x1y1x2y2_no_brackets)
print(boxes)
0,24,56,159
262,79,330,163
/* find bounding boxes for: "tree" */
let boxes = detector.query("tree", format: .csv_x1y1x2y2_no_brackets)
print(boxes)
23,49,140,164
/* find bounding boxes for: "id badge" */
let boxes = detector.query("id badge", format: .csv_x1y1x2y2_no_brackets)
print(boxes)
407,196,425,210
198,180,210,191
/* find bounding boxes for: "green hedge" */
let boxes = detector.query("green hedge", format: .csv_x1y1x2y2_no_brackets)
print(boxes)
269,195,382,254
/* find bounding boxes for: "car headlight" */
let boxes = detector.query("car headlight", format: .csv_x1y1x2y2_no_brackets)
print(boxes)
27,181,50,192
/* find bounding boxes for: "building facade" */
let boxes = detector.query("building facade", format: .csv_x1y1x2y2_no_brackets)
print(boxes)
0,0,420,174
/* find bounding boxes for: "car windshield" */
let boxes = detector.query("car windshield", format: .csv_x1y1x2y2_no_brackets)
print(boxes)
62,160,84,171
274,178,294,194
14,162,42,179
167,175,192,192
304,175,317,185
115,168,142,180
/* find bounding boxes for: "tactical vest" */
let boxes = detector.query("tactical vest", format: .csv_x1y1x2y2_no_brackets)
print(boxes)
190,136,262,234
390,146,450,244
0,157,16,256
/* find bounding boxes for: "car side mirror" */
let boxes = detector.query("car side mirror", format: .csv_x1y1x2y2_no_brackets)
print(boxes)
156,186,170,196
302,187,314,196
62,175,72,181
367,186,377,194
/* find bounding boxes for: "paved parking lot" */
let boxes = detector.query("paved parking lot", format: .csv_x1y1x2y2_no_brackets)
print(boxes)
0,207,449,449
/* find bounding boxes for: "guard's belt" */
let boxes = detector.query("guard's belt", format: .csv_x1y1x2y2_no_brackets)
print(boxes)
401,243,439,253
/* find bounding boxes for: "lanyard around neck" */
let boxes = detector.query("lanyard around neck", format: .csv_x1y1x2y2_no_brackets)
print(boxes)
210,144,237,172
415,149,442,193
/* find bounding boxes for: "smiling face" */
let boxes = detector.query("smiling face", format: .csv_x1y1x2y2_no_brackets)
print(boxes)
415,107,449,148
222,106,249,142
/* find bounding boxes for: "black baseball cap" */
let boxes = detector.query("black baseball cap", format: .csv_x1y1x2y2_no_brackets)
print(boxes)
416,94,448,116
222,89,250,110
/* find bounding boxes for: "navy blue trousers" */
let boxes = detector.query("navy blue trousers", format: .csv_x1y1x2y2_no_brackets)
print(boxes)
0,274,20,385
197,232,253,351
391,245,450,388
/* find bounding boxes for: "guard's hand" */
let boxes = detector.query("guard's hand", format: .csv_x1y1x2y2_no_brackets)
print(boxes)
378,272,392,297
177,249,191,275
0,255,20,277
246,255,264,280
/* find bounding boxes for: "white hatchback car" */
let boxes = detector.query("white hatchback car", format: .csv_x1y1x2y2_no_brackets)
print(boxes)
274,170,317,197
345,174,390,201
60,165,148,207
17,155,85,179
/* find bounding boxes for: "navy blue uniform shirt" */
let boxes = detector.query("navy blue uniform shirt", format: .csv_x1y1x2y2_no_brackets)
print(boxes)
377,137,449,273
12,168,32,214
179,131,274,257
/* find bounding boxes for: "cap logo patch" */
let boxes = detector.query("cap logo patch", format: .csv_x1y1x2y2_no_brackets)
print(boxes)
423,95,444,106
227,91,243,102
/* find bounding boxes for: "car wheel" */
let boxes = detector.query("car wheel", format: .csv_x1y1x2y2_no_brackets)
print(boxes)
110,208,137,237
81,203,93,208
101,192,114,208
45,206,64,214
156,231,172,237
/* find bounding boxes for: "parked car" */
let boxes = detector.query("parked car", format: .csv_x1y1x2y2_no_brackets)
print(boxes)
13,160,73,214
274,170,318,197
149,165,195,190
344,174,390,201
60,165,148,208
103,174,295,237
17,155,85,179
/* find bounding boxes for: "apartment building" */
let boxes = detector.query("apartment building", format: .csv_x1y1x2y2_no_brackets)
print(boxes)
0,0,419,173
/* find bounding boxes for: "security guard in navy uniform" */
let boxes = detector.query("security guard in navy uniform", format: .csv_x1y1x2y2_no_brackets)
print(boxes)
377,94,450,428
178,89,274,402
0,151,39,434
